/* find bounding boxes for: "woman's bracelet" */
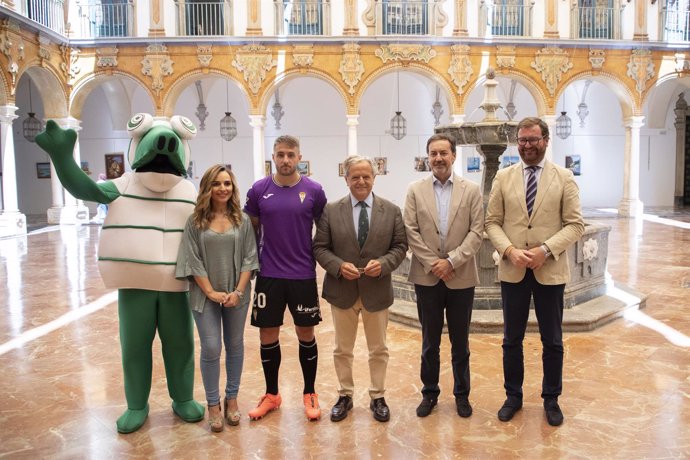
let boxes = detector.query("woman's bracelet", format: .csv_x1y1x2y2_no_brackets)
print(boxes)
233,289,244,299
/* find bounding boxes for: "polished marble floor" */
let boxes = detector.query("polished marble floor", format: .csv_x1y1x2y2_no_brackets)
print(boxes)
0,209,688,459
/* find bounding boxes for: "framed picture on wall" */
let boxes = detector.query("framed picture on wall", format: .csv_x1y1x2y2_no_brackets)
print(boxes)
374,157,387,175
36,162,51,179
565,155,581,176
264,161,272,176
81,161,92,175
500,155,519,169
467,157,481,173
105,153,125,179
297,160,310,176
338,162,345,177
414,156,430,172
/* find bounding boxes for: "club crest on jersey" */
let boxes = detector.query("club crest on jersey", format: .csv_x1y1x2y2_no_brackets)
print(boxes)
299,192,306,203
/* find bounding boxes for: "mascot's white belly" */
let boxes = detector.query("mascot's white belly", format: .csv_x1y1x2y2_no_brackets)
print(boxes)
98,172,196,292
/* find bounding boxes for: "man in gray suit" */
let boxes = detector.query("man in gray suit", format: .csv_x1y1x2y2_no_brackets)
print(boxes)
313,155,407,423
404,133,484,418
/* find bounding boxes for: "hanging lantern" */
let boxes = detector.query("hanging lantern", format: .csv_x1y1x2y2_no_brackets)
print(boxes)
390,71,406,140
220,112,237,141
555,111,572,139
23,80,42,142
390,111,407,140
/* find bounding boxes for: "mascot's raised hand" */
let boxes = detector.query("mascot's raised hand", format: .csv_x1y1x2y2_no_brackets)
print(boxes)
35,114,204,434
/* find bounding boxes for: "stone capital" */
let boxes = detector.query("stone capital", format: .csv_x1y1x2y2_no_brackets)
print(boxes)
0,104,19,123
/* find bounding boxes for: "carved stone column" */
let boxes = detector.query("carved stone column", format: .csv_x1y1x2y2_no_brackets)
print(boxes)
47,161,65,224
452,0,468,37
633,0,649,41
343,0,360,35
674,93,688,206
246,0,263,36
52,117,90,225
249,115,266,182
618,116,645,218
544,0,559,38
148,0,165,37
346,115,359,155
0,105,27,238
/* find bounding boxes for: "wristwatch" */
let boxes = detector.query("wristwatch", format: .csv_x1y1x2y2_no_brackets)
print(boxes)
541,244,552,258
233,289,244,299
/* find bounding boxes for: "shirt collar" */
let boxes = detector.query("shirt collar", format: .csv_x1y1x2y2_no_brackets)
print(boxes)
432,175,454,186
350,193,374,208
522,159,546,170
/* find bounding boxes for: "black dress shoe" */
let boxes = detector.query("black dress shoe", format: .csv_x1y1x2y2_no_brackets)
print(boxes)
370,397,390,422
544,399,564,426
416,397,437,417
330,395,353,422
455,396,473,418
497,399,522,422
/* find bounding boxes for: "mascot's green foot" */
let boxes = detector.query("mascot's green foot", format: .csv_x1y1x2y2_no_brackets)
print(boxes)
116,404,150,434
172,400,205,423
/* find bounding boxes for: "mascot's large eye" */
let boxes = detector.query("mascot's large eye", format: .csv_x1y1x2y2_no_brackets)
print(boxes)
170,115,197,140
127,113,154,138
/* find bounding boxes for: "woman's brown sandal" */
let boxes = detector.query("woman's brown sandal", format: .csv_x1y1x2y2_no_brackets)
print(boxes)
208,404,224,432
224,398,241,426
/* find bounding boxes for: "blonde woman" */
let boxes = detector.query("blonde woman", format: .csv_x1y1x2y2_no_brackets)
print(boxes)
176,165,259,431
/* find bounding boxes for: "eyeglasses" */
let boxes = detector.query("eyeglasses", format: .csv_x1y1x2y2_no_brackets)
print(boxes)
516,136,545,146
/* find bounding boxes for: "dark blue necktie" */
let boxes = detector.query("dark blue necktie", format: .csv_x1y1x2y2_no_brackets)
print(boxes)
358,201,369,248
525,166,539,216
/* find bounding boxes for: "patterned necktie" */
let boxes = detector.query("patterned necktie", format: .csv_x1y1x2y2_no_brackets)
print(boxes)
525,166,539,216
358,201,369,248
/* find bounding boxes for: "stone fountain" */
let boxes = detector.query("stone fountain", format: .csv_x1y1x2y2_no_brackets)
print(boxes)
389,69,645,332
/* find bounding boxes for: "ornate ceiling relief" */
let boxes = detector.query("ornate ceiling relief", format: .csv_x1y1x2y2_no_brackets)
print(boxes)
141,44,174,96
530,47,573,96
627,49,655,94
232,44,277,95
292,44,314,68
447,44,473,95
496,46,516,71
60,44,81,82
375,44,436,63
339,42,365,96
96,47,119,68
0,19,25,94
197,45,213,68
588,49,606,70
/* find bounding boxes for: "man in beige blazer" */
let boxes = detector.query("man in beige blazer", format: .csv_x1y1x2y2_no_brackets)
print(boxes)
313,155,407,423
404,133,484,418
485,117,584,427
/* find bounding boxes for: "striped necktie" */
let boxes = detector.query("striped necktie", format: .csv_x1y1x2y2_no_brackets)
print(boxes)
525,166,539,216
357,201,369,248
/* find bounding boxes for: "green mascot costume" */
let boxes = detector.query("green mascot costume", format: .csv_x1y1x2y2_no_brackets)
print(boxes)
36,113,204,433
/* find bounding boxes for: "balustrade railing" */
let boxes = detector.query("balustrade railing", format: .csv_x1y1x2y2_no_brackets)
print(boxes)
77,1,133,38
577,5,615,39
662,5,690,42
24,0,65,34
174,0,230,36
484,1,533,37
381,0,429,35
277,0,325,35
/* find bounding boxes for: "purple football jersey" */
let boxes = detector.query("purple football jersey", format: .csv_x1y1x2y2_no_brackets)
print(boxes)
244,175,327,280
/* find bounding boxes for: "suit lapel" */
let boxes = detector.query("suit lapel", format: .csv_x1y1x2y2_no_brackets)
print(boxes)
338,197,358,247
447,174,465,226
531,161,553,217
509,163,529,217
420,176,440,232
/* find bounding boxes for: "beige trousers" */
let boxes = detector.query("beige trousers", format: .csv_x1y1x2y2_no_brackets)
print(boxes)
331,298,389,400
